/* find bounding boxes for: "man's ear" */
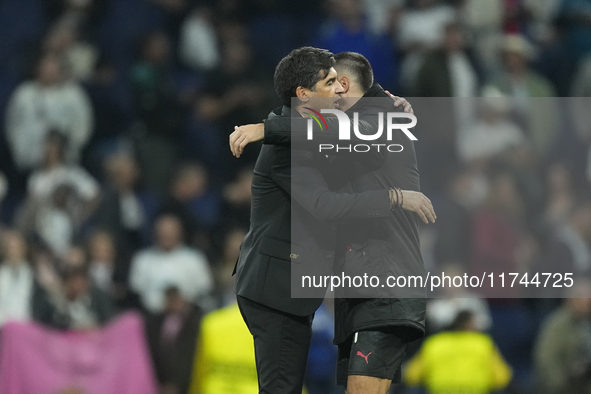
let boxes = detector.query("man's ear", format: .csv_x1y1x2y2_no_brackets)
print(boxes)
296,86,310,103
339,76,350,94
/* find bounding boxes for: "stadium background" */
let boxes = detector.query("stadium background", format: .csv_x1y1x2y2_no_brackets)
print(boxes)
0,0,590,393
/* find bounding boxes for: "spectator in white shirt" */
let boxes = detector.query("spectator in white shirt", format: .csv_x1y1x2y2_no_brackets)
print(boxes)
457,93,526,165
16,131,100,257
5,52,94,171
87,229,136,308
26,131,100,202
397,0,456,51
426,265,492,333
0,230,34,327
458,0,504,78
96,153,150,252
130,214,213,313
486,34,558,156
178,6,220,72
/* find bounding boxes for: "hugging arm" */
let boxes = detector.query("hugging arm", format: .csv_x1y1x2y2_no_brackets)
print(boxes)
270,148,392,222
264,113,388,171
229,94,414,157
270,149,436,224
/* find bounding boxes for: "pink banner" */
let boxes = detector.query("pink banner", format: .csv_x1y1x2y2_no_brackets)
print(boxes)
0,312,158,394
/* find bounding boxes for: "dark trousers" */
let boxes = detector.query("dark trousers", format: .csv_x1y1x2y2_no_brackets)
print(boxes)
237,295,314,394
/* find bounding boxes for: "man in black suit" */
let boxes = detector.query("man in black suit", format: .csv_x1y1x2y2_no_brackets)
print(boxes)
233,47,434,394
233,52,431,394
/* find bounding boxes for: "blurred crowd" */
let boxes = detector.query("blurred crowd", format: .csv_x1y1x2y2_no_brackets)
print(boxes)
0,0,590,393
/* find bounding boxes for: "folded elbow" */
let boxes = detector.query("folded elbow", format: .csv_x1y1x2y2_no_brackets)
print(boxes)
310,197,341,222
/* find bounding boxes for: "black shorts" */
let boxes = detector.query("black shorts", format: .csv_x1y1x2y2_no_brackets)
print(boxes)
336,329,408,387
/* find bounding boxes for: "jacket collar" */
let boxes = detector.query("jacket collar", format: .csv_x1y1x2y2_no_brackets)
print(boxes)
281,105,292,117
362,83,385,98
346,83,387,113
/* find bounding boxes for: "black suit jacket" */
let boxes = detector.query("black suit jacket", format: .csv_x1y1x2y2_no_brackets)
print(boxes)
234,105,393,316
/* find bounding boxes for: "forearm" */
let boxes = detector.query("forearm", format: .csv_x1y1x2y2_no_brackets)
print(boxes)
273,151,433,224
264,116,387,170
287,156,392,222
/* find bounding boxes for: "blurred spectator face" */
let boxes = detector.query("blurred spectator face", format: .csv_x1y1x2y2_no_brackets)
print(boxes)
105,154,139,191
449,170,489,210
444,24,464,52
44,20,77,54
65,271,89,300
452,311,478,331
223,228,246,262
43,131,67,167
568,296,591,317
224,167,253,205
2,231,27,264
570,203,591,240
65,245,87,268
567,281,591,317
465,316,477,331
237,169,253,194
502,35,533,74
222,42,252,75
218,19,248,44
172,164,207,201
335,0,363,21
142,32,170,65
89,231,115,263
504,51,527,73
494,174,519,206
37,55,63,86
34,251,62,293
547,162,572,194
155,216,183,251
165,288,187,314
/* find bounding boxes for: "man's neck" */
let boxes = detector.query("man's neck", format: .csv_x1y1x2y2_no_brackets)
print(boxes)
347,87,366,98
339,89,364,112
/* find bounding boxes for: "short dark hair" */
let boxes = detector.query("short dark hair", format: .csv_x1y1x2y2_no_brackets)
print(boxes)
165,286,181,298
46,129,69,160
274,46,335,107
63,265,89,281
334,52,374,93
